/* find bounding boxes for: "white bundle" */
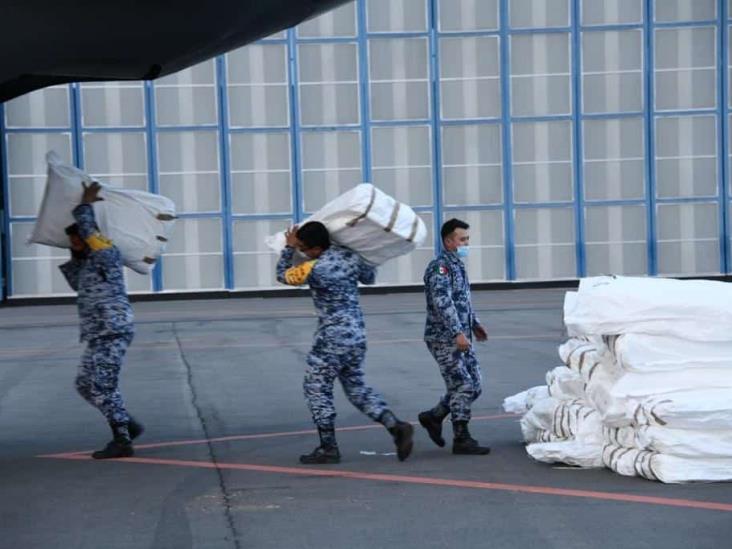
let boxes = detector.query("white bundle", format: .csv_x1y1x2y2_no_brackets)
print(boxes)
29,152,176,275
520,398,604,468
265,183,427,266
501,385,549,415
602,444,732,483
612,334,732,372
546,367,585,400
505,276,732,483
633,390,732,430
564,276,732,341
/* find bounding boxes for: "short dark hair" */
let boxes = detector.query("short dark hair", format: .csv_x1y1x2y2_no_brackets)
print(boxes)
441,218,469,241
297,221,331,251
65,223,80,236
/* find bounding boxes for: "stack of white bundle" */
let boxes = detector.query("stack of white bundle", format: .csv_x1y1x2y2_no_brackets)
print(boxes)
504,276,732,483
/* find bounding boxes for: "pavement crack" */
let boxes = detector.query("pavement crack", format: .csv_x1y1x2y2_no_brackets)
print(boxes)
173,322,242,549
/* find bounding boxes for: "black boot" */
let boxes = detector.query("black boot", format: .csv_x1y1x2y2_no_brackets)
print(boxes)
388,421,414,462
300,426,341,464
128,417,145,441
299,445,342,464
379,411,414,462
92,422,133,460
418,410,446,448
452,420,490,456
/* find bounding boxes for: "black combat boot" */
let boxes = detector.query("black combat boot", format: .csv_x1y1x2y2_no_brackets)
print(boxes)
128,417,145,440
299,445,342,464
300,426,341,464
92,422,134,460
452,420,490,455
418,410,446,448
380,411,414,462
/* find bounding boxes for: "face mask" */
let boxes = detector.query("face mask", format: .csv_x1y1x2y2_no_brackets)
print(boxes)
456,246,469,258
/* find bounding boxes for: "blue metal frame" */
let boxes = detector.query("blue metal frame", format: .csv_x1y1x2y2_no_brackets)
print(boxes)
143,80,164,291
499,0,516,280
642,2,726,276
287,28,305,223
719,1,730,274
70,83,84,168
570,0,586,277
357,0,373,183
0,103,10,298
643,0,658,275
215,55,235,289
428,0,445,253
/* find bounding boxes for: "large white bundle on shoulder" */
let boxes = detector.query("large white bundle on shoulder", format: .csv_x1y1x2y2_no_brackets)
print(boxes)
29,151,177,275
265,183,427,266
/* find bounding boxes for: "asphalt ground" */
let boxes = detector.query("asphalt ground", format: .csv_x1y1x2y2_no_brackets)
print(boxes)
0,288,730,549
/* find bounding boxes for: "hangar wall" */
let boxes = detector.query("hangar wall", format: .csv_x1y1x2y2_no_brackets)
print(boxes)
0,0,729,297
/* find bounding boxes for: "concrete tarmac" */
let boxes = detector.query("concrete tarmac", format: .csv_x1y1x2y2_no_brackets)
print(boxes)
0,289,730,549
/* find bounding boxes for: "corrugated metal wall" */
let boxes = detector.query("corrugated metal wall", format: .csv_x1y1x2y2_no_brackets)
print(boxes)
1,0,729,297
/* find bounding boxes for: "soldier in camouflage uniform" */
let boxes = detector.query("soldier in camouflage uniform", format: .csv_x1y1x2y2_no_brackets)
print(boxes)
59,182,144,459
277,221,414,464
418,218,491,455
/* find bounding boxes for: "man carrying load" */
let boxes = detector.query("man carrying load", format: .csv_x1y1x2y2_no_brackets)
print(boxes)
418,218,491,455
277,221,414,464
59,182,144,459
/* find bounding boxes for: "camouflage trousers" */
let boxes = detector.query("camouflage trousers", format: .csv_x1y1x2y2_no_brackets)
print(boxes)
304,337,388,429
427,341,482,422
76,334,133,426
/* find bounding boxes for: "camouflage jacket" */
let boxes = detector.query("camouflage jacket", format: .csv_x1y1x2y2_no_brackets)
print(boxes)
423,250,480,343
59,204,134,342
277,245,376,347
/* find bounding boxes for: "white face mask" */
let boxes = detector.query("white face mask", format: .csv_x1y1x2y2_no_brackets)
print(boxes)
456,246,469,258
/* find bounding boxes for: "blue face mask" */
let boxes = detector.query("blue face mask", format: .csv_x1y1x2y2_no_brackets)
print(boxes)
456,246,469,258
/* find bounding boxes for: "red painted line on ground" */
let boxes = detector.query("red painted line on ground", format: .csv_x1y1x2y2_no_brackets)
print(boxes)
41,454,732,513
38,414,518,457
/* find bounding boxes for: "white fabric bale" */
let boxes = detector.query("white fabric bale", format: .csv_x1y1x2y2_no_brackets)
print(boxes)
546,366,585,400
520,397,561,442
603,426,638,448
564,276,732,341
512,277,732,482
502,385,549,415
602,444,732,483
602,444,658,480
265,183,427,266
527,440,604,468
558,337,596,366
521,397,601,446
29,152,176,275
577,356,629,427
559,337,620,383
554,401,602,443
634,426,732,459
634,390,732,430
613,334,732,373
651,455,732,484
610,368,732,400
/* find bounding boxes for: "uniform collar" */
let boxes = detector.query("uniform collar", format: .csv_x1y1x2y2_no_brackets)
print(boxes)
441,249,463,265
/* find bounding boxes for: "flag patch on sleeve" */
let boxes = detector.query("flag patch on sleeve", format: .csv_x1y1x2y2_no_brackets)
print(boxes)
435,264,448,276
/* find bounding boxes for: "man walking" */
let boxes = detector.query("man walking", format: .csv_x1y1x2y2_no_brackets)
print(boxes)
60,182,144,459
277,221,413,464
418,218,490,455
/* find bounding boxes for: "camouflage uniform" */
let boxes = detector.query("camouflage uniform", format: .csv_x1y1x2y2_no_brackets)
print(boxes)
277,245,389,430
423,250,482,422
59,203,134,427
